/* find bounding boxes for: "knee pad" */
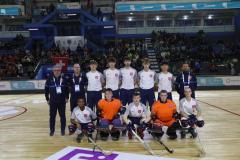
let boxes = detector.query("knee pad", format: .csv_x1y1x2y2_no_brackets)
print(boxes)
181,119,189,128
196,120,204,127
139,122,147,130
68,124,77,135
87,123,94,133
167,127,177,139
100,131,109,138
110,130,120,139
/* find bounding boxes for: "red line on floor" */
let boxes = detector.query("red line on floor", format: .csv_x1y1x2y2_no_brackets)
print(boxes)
198,100,240,117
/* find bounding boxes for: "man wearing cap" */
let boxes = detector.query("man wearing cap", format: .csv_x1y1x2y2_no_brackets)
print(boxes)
45,65,69,136
69,63,87,112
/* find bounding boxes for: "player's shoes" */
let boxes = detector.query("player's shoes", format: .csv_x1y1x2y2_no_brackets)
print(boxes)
128,131,133,140
49,131,54,136
189,128,197,138
76,133,83,143
180,130,186,139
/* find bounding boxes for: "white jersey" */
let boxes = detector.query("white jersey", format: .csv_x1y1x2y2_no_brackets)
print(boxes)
138,69,156,89
86,71,104,91
179,98,201,116
120,67,137,89
71,106,97,123
103,68,120,91
124,102,149,118
157,72,173,92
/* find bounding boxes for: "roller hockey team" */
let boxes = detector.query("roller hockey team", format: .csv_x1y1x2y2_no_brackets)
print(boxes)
45,57,204,152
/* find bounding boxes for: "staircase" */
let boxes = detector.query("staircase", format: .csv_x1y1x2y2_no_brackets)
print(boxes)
145,38,159,73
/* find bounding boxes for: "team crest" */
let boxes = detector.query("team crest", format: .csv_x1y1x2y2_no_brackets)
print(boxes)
168,77,172,81
95,76,99,79
115,73,118,77
84,114,88,117
138,110,142,113
150,74,153,78
130,72,133,76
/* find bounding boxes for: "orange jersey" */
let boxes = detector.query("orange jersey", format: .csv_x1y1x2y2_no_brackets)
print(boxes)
151,100,176,126
98,98,122,120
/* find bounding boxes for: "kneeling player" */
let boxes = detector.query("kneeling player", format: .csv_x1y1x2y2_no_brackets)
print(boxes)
123,92,150,139
151,90,180,140
70,97,97,143
97,89,123,141
179,87,204,138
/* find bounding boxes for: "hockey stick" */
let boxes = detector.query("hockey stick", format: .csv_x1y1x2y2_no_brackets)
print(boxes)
131,128,155,155
148,129,174,154
178,119,206,157
195,128,206,157
81,131,113,156
88,137,113,156
153,136,174,153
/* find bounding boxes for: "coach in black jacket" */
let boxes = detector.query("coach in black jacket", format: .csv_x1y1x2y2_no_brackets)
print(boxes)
45,65,69,136
69,63,87,112
175,62,197,100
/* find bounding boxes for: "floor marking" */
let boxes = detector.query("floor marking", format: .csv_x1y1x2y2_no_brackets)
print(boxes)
0,106,27,121
198,100,240,117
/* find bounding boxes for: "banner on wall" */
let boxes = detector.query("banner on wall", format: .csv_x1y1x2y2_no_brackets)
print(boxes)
197,76,240,86
115,1,240,12
57,2,81,9
0,80,46,91
54,36,86,51
0,76,240,91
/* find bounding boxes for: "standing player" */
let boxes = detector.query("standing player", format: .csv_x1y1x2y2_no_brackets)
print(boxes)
179,87,204,138
70,97,97,143
69,63,87,112
98,89,123,141
151,90,179,140
138,58,156,108
156,62,174,100
45,65,69,136
120,57,137,106
175,62,197,99
123,92,151,139
103,57,120,98
86,60,104,111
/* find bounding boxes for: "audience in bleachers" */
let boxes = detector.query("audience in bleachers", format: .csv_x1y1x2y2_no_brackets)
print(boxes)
151,30,240,75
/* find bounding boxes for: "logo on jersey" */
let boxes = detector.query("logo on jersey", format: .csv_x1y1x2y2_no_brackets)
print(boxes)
130,72,133,76
192,105,197,109
84,114,88,118
95,76,99,79
138,110,142,114
115,73,119,77
168,77,172,81
150,74,153,78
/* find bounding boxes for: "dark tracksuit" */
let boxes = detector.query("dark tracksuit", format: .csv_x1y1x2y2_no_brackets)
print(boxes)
120,89,135,106
175,72,197,100
69,73,87,112
112,90,120,99
140,88,155,108
45,75,69,133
